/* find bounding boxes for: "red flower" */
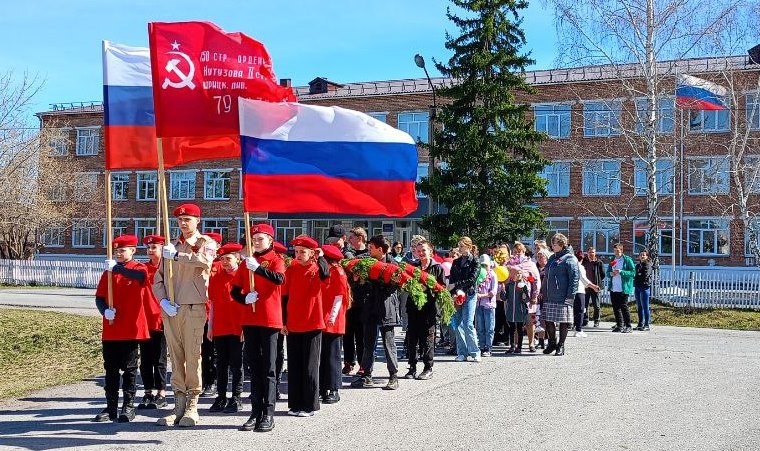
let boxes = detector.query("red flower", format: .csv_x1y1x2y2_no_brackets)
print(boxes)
526,275,536,283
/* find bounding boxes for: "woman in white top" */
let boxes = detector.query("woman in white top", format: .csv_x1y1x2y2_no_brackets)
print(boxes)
574,250,599,337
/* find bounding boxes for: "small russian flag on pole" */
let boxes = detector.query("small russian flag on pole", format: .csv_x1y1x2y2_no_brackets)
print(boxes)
675,74,728,110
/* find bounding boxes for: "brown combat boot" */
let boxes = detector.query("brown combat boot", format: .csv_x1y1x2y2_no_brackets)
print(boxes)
177,394,200,427
156,391,186,426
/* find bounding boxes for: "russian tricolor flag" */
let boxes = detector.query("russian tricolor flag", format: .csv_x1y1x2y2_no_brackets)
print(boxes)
239,99,419,216
675,74,728,110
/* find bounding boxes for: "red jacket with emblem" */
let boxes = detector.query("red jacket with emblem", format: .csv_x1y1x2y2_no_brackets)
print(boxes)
284,260,325,333
144,260,163,331
96,260,151,341
321,264,349,334
209,262,244,337
232,248,285,329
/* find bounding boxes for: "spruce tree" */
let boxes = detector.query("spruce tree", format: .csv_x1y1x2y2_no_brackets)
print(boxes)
419,0,548,248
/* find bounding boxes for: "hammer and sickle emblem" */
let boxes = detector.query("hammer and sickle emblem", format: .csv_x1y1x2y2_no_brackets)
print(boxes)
162,51,196,90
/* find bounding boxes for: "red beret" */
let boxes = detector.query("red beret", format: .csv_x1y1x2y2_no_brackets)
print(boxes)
273,241,288,254
291,235,319,250
113,235,139,249
250,223,275,237
205,232,223,244
173,203,201,217
322,244,343,261
217,243,243,257
142,235,166,245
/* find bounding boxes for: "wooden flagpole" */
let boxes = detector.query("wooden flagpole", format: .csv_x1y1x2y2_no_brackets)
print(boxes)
105,170,114,325
244,211,255,312
157,138,175,304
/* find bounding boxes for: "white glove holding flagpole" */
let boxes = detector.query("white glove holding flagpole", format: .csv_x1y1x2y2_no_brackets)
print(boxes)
104,308,116,321
245,292,259,304
160,298,178,316
162,243,177,260
105,259,117,271
245,256,260,272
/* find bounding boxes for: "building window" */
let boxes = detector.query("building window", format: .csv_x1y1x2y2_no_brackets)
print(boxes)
274,220,304,245
47,183,67,202
689,107,729,132
49,131,69,156
136,172,157,201
202,219,229,243
75,127,100,156
40,224,64,247
633,220,673,255
73,173,98,201
635,97,675,134
170,171,196,200
72,219,98,248
103,219,130,247
134,219,157,245
368,112,388,123
581,218,620,255
416,163,429,197
523,219,571,244
582,160,620,195
583,100,621,137
634,158,674,196
747,93,760,130
398,111,430,144
111,173,129,201
204,170,231,200
534,103,571,138
687,157,729,195
169,219,180,240
540,162,570,197
687,219,729,256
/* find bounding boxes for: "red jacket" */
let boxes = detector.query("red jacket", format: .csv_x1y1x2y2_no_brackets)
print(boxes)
284,260,325,333
95,260,151,341
144,260,163,331
321,264,349,334
233,249,285,329
209,263,244,337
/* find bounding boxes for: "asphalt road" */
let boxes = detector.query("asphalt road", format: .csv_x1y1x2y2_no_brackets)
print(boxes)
0,288,97,316
0,289,759,450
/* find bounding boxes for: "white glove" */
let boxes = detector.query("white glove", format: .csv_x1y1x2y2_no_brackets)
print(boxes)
104,308,116,321
160,298,179,317
245,292,259,304
328,295,343,324
105,259,117,271
245,256,260,271
162,243,177,260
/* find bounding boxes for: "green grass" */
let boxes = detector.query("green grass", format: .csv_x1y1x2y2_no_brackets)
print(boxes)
0,309,102,400
599,302,760,331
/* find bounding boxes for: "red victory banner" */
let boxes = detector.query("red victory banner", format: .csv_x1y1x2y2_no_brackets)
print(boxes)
148,21,296,155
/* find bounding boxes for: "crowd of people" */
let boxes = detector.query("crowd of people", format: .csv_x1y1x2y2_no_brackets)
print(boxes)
94,203,655,432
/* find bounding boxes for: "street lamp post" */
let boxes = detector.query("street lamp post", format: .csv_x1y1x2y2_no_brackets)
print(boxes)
414,53,438,218
414,54,437,118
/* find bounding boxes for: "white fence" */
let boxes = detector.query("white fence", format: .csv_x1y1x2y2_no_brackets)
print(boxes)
0,259,103,288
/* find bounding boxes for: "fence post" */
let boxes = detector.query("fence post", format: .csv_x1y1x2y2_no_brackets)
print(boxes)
687,271,695,309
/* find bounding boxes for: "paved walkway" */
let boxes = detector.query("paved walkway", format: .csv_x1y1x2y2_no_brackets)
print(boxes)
0,289,759,450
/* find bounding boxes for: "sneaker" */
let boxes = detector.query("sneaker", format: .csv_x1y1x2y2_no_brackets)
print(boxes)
611,326,622,333
224,396,242,413
208,395,227,412
513,347,522,354
287,410,301,416
572,330,578,337
201,384,217,397
528,346,536,353
341,363,354,375
416,368,433,380
403,369,417,379
455,355,466,362
594,321,599,328
481,350,492,357
151,394,167,409
621,326,633,333
323,391,340,404
383,376,399,390
136,393,153,410
350,375,374,388
471,354,482,362
643,325,651,331
296,411,315,417
576,331,588,338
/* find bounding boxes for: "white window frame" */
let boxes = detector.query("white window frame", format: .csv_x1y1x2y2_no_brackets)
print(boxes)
274,219,305,246
136,171,157,201
522,218,571,244
634,97,675,135
533,103,571,139
111,172,129,201
49,129,70,156
689,107,730,133
582,160,621,196
236,215,269,243
75,127,100,156
581,218,620,255
583,100,622,137
368,112,388,123
540,161,571,197
398,111,430,144
687,157,729,195
169,170,196,200
687,218,730,256
747,93,760,130
47,183,67,202
72,219,98,248
103,219,130,247
73,172,98,202
633,158,674,196
134,218,158,247
41,224,65,248
202,218,231,243
203,170,231,200
632,219,674,255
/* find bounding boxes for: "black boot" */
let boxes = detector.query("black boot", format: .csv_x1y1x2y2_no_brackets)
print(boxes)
118,392,136,423
256,414,275,432
555,343,565,356
93,393,118,422
543,339,557,354
239,400,261,431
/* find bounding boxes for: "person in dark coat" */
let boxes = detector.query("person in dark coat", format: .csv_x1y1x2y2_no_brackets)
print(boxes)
351,235,401,390
448,236,481,362
541,233,579,356
634,250,654,331
343,227,369,375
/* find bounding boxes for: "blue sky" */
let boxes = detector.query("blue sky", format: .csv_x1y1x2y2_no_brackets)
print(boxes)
0,0,558,115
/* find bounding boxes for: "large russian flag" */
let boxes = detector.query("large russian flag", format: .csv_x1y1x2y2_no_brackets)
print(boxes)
675,74,727,110
239,99,419,216
102,41,240,169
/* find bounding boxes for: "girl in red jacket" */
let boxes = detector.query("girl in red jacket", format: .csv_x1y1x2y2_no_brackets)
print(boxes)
319,245,350,404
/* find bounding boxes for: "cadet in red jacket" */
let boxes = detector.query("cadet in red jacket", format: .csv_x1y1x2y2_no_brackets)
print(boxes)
136,235,168,410
319,244,350,404
230,223,285,433
207,243,245,414
283,235,329,417
93,235,151,423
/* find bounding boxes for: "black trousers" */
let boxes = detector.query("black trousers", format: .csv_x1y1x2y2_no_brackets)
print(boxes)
201,321,216,388
406,320,435,370
585,288,601,323
103,340,140,397
319,332,343,394
343,308,363,365
573,293,586,332
138,329,167,392
494,299,507,344
360,323,398,377
507,321,525,349
504,321,515,347
287,330,322,413
611,292,632,327
214,335,243,397
276,332,285,386
243,326,279,417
